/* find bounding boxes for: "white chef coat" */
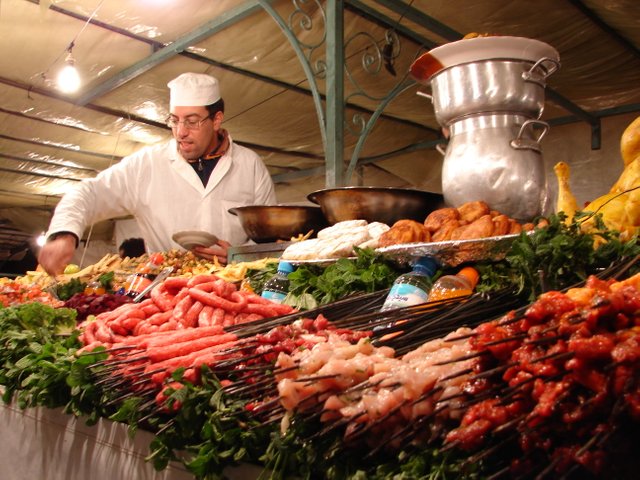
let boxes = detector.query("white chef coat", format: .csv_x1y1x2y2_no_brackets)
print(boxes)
47,136,276,252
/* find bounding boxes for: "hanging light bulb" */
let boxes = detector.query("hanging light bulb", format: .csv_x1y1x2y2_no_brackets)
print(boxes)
57,49,81,93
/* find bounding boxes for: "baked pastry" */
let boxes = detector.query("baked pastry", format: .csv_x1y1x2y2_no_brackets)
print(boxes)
431,219,460,242
281,238,322,260
508,219,523,234
378,219,431,247
457,201,491,224
492,214,510,236
317,220,368,239
451,214,495,240
319,230,371,258
366,221,391,239
621,115,640,166
424,207,460,233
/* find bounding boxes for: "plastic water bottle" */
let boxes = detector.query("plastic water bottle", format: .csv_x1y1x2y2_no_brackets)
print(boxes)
261,260,294,304
381,257,438,311
427,266,479,302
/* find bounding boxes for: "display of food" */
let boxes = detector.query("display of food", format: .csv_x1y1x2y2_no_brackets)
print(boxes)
279,200,537,265
0,209,638,480
0,20,637,480
1,112,639,478
281,219,390,261
78,274,295,351
554,115,640,240
0,278,63,308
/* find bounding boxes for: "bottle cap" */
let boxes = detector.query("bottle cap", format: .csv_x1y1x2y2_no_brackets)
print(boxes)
277,260,295,274
412,256,437,277
458,267,479,288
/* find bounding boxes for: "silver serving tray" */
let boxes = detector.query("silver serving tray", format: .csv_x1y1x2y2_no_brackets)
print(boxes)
375,233,523,267
287,256,357,266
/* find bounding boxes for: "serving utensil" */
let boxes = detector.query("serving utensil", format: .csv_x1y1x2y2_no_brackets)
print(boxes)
132,266,173,303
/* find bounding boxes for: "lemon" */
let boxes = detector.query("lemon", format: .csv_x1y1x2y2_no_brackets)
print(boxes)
64,263,80,274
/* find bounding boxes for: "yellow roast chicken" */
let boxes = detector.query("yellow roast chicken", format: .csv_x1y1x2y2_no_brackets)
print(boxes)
554,115,640,240
553,161,580,224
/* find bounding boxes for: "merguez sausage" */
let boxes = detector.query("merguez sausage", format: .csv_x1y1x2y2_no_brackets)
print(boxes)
183,300,204,328
163,277,189,291
187,274,220,288
144,337,238,380
173,295,194,322
187,288,247,312
145,332,238,363
151,283,176,312
148,310,173,326
198,306,214,327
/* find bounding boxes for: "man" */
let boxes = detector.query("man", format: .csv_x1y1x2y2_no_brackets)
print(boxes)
118,238,146,259
38,72,276,275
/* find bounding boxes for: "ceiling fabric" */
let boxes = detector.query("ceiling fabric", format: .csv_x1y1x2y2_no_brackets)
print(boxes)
0,0,638,258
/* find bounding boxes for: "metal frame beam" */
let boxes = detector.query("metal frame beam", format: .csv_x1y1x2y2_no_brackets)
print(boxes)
326,0,345,187
371,0,462,41
568,0,640,61
15,0,640,185
345,0,438,48
370,0,604,149
76,1,269,105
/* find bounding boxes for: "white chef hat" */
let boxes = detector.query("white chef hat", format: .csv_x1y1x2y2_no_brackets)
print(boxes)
167,73,221,108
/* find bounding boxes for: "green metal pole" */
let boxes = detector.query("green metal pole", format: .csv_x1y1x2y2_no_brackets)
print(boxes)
325,0,344,187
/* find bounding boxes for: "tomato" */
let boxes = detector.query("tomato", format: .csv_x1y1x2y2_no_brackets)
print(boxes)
149,252,165,265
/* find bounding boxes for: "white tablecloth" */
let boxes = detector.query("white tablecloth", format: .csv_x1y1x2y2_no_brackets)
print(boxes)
0,402,263,480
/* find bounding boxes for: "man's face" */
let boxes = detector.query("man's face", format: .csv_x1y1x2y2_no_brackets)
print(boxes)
169,106,220,160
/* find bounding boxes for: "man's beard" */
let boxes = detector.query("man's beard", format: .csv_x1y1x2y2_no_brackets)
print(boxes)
176,142,202,161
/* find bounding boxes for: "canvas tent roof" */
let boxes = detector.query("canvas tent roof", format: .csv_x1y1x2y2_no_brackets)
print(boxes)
0,0,639,264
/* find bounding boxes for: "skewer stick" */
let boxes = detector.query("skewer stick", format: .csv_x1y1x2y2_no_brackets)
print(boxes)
433,350,489,366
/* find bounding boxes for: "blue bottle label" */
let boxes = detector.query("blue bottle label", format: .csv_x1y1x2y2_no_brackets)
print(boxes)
383,283,429,310
261,290,287,304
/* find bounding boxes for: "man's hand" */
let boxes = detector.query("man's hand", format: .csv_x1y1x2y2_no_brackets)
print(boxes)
37,234,77,275
192,239,232,265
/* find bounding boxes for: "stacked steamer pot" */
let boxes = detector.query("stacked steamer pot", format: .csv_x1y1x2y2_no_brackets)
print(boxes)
411,36,560,221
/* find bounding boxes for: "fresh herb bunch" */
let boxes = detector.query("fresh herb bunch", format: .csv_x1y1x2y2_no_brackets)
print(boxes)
246,248,401,308
246,261,279,295
287,247,401,305
0,303,83,410
98,271,115,291
476,213,640,300
139,368,271,477
261,411,475,480
55,277,87,300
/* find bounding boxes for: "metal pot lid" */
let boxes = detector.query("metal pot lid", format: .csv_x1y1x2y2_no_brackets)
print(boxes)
410,36,560,83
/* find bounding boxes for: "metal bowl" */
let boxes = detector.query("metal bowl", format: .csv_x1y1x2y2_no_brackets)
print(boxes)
228,205,328,243
307,187,444,225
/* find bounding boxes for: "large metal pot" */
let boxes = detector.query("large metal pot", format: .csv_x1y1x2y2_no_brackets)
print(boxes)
441,113,549,221
420,58,559,126
228,205,328,243
307,187,444,225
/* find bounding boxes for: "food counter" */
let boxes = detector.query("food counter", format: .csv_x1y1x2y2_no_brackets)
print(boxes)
0,401,263,480
0,401,192,480
2,106,640,478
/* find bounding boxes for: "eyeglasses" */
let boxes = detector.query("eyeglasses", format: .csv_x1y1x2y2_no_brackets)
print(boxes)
166,115,211,130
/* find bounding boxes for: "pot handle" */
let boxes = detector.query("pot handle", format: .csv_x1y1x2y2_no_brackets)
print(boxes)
510,120,549,152
435,143,447,156
522,57,561,86
416,90,433,103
